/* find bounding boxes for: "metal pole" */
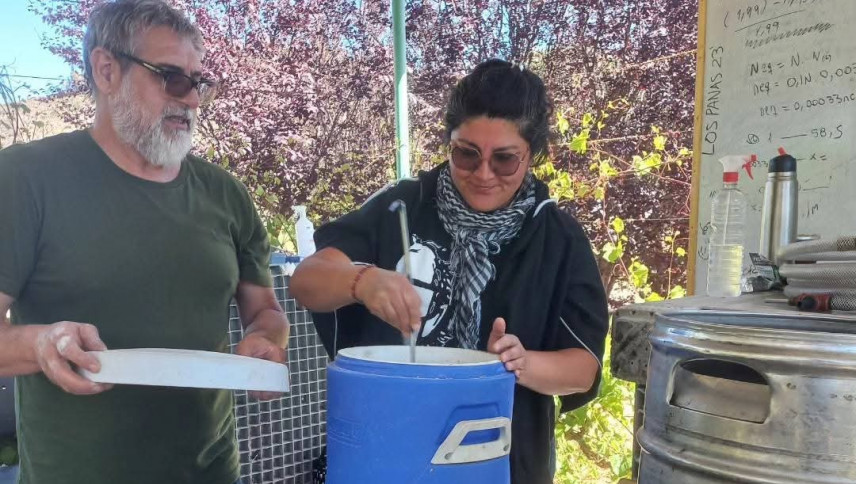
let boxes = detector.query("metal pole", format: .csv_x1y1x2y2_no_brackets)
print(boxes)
392,0,410,179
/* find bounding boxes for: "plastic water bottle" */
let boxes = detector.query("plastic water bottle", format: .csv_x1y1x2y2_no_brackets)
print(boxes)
294,205,316,257
707,155,752,297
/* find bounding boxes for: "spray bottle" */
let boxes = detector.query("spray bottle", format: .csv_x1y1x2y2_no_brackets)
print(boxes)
707,155,755,297
294,205,316,258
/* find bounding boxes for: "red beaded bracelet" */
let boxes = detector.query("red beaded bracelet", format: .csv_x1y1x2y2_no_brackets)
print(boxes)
350,265,375,303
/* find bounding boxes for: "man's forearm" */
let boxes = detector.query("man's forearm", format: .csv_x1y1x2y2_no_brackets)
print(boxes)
0,323,43,376
244,309,289,348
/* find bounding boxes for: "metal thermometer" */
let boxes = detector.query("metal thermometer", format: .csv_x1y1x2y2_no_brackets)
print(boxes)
389,200,418,362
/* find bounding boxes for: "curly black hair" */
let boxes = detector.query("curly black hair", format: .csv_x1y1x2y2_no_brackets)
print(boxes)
444,59,552,162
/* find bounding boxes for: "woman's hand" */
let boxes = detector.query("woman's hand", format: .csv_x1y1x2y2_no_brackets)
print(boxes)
489,318,600,395
488,318,526,378
354,267,423,337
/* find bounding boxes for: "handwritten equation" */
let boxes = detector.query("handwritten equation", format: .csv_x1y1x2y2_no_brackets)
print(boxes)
695,0,855,282
724,0,825,29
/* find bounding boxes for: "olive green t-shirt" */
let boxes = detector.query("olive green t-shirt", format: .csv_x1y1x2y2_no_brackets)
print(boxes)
0,130,272,484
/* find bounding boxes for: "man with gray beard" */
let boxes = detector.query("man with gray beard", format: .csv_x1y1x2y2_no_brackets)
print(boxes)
0,1,288,483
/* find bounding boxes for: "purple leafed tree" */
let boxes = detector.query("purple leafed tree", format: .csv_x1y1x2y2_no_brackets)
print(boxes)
31,0,698,303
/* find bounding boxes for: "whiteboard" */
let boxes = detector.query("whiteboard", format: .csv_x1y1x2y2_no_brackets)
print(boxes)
690,0,856,293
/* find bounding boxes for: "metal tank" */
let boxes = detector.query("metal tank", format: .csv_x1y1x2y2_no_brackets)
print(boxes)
639,310,856,484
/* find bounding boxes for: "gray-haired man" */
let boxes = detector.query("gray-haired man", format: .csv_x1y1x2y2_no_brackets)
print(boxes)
0,1,288,483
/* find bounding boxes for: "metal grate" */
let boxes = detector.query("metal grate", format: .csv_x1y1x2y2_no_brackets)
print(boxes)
228,266,328,484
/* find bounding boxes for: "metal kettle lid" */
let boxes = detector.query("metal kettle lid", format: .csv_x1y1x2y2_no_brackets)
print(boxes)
769,155,796,173
769,148,796,173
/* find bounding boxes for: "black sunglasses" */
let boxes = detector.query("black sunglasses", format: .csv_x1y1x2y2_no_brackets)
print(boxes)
116,52,217,104
449,143,528,177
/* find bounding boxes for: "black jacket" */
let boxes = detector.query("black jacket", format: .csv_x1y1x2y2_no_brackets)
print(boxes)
312,163,609,484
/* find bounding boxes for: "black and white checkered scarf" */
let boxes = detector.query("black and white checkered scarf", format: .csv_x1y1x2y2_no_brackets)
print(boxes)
436,165,537,349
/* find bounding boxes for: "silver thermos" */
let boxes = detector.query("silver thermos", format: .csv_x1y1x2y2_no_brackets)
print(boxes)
759,148,798,264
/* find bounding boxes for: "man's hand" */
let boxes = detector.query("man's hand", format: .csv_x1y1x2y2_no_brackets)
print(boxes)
34,322,112,395
488,318,526,379
235,332,287,401
354,267,422,337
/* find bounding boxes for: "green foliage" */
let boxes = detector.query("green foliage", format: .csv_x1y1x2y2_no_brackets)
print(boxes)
668,285,688,299
570,129,591,155
581,112,595,129
631,152,663,177
541,106,690,482
557,111,571,137
554,334,634,483
598,160,619,178
0,67,49,149
601,240,624,264
628,259,649,289
0,437,17,466
538,104,692,306
266,212,297,253
550,171,576,201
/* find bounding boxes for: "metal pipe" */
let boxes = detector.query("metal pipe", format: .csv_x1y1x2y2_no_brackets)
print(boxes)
389,200,418,362
391,0,410,180
776,237,856,311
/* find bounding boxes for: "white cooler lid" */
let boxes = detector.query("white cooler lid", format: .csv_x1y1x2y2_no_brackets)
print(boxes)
77,348,289,392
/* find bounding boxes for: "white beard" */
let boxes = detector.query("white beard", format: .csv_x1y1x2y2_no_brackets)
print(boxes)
110,79,196,168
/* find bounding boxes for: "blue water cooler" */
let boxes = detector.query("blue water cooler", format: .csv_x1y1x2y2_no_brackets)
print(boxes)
326,346,515,484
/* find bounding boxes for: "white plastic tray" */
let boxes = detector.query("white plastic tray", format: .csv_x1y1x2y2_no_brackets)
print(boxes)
77,348,289,392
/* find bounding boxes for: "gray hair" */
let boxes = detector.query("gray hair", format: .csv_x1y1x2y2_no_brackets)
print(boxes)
83,0,204,91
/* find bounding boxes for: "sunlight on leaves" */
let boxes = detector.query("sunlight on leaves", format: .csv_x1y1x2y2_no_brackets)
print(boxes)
668,285,687,299
601,241,624,263
633,152,663,177
570,128,591,154
582,112,594,128
628,260,649,288
599,160,618,178
557,111,570,136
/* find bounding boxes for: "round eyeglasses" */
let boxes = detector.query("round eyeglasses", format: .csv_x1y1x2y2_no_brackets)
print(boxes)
449,143,528,177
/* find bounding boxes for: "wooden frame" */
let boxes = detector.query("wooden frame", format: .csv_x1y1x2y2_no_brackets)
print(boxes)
687,0,708,295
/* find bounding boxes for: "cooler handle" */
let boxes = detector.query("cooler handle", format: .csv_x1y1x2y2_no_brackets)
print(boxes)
431,417,512,465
